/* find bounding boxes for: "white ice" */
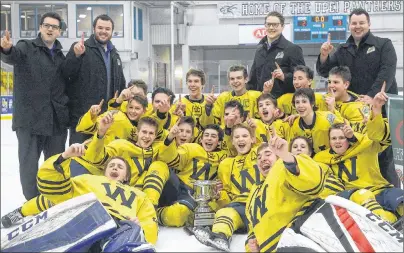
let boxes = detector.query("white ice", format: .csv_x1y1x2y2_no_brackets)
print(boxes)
1,119,247,251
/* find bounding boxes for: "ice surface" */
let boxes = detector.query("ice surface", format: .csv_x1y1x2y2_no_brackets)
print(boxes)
0,120,247,251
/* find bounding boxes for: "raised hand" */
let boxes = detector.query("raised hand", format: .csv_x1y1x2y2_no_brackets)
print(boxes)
272,62,284,81
342,119,354,139
173,94,186,116
168,118,181,141
246,112,256,130
89,99,104,118
74,32,86,57
225,107,240,128
269,125,288,156
116,88,133,104
98,111,115,137
263,77,274,94
113,90,119,100
62,143,86,159
205,86,217,106
325,88,336,112
320,33,334,59
0,30,12,50
372,81,388,115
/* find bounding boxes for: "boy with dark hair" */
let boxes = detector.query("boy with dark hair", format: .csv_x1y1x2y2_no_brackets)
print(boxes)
1,11,69,200
193,124,263,251
276,65,327,116
84,115,174,207
157,124,227,228
63,13,126,145
288,88,343,154
208,65,261,126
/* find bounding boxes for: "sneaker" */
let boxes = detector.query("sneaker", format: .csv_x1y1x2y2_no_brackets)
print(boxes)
1,207,23,228
207,232,231,252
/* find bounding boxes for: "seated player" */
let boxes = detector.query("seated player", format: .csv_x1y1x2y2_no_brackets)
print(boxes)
157,124,227,227
245,133,327,252
193,124,263,252
314,87,404,225
276,65,327,116
157,116,199,208
76,95,148,144
84,115,173,207
289,136,396,224
207,65,261,125
288,88,344,153
38,144,157,250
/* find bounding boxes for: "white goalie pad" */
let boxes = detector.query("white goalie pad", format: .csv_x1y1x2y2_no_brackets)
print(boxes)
298,195,403,252
276,227,327,252
1,193,117,252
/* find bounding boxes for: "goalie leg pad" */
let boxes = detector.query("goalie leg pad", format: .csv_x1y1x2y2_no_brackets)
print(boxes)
102,220,155,252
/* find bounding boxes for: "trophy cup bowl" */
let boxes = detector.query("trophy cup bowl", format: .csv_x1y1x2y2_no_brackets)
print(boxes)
187,180,218,229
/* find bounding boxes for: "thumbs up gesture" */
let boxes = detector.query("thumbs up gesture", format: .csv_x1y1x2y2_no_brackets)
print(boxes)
1,30,12,50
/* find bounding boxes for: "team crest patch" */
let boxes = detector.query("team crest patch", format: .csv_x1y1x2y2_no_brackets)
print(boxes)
327,113,336,124
275,51,284,59
367,46,375,54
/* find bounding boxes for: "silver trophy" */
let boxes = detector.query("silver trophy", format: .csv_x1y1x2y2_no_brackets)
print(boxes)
187,180,218,228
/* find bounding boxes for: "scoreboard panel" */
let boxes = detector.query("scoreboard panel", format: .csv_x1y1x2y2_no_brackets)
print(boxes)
293,15,348,44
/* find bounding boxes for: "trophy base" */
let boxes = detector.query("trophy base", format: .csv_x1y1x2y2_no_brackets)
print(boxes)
187,211,215,228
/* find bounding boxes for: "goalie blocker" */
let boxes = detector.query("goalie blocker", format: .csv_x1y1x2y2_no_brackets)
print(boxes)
277,195,403,252
1,193,155,253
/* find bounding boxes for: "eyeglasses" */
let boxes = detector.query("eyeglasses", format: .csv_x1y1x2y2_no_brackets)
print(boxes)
42,23,60,30
265,23,281,28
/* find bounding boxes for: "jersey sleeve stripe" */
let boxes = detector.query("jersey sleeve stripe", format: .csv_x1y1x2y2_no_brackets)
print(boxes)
38,186,72,196
259,226,286,252
289,168,326,196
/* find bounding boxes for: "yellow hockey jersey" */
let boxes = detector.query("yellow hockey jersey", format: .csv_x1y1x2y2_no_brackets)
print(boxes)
277,92,328,116
212,90,262,125
108,98,154,115
289,111,343,153
221,119,290,157
84,135,173,186
169,95,213,130
76,110,137,144
37,154,158,244
217,147,263,206
314,113,391,192
333,92,371,134
245,154,327,252
165,143,228,189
